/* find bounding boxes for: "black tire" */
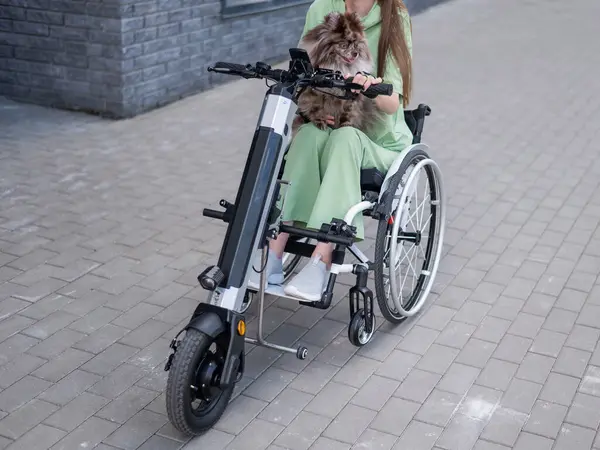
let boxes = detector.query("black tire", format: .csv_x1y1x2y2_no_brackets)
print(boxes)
166,328,235,435
348,309,376,347
374,149,432,324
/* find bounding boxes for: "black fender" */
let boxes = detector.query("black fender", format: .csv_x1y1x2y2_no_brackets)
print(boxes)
185,303,245,388
186,311,225,339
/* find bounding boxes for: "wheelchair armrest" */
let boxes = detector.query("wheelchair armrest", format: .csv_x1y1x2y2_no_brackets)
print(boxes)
419,104,432,117
404,103,431,144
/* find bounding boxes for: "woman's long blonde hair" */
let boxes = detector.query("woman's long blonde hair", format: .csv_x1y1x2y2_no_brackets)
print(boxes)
377,0,412,106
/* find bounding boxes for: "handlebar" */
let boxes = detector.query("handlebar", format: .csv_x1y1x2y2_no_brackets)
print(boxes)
313,75,393,98
208,61,393,99
211,62,288,83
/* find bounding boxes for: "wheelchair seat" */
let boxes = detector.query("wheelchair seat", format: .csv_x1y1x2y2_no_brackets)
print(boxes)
360,103,431,193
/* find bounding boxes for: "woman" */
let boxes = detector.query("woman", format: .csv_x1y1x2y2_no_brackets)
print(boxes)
249,0,414,301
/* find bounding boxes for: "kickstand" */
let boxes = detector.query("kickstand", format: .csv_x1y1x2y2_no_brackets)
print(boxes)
245,245,308,360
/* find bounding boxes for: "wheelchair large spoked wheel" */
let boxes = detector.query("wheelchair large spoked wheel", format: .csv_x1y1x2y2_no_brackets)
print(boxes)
374,148,445,323
166,329,234,435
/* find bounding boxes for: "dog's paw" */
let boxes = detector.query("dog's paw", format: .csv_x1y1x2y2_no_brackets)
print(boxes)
314,119,329,130
339,120,357,129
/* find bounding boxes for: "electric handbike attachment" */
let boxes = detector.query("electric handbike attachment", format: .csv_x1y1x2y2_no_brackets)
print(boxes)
164,48,445,436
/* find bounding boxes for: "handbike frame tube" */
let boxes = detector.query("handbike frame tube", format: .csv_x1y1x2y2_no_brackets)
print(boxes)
210,83,298,312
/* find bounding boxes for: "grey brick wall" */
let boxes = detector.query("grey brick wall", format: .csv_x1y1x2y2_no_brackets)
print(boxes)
0,1,125,115
118,0,309,117
0,0,309,118
0,0,446,118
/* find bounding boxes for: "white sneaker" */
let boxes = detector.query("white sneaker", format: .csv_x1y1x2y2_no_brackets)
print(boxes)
284,255,328,301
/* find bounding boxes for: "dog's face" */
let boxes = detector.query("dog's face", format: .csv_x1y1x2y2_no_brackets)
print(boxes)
301,12,372,73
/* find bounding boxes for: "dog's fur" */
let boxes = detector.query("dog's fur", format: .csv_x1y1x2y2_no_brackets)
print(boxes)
295,12,382,133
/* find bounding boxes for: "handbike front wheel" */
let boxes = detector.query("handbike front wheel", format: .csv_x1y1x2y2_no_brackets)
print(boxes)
166,328,234,435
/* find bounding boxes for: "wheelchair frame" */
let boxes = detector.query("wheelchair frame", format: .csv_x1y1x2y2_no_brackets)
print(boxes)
164,50,446,436
243,105,445,350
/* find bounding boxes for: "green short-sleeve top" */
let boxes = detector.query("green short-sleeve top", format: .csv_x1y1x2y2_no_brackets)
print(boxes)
300,0,413,152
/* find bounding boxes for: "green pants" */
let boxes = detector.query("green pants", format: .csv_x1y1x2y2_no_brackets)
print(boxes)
279,123,400,240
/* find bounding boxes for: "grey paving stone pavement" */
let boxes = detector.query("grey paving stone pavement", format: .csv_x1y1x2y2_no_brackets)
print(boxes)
1,0,600,448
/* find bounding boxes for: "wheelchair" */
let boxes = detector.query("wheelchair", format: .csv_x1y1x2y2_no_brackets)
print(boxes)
164,48,446,435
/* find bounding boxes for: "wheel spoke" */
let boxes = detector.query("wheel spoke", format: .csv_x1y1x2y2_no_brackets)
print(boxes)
404,245,420,299
397,244,418,301
405,206,419,232
418,243,427,259
421,213,432,232
395,242,415,268
407,244,419,280
403,244,419,279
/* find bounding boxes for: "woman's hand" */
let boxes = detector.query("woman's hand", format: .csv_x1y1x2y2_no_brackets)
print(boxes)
345,72,400,115
346,72,382,94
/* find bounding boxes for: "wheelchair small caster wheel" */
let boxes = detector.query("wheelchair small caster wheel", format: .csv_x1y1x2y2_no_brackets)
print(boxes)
296,347,308,360
348,309,376,347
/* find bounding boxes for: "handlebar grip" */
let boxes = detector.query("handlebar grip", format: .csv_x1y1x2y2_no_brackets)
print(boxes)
258,68,286,81
212,62,248,72
363,83,393,99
